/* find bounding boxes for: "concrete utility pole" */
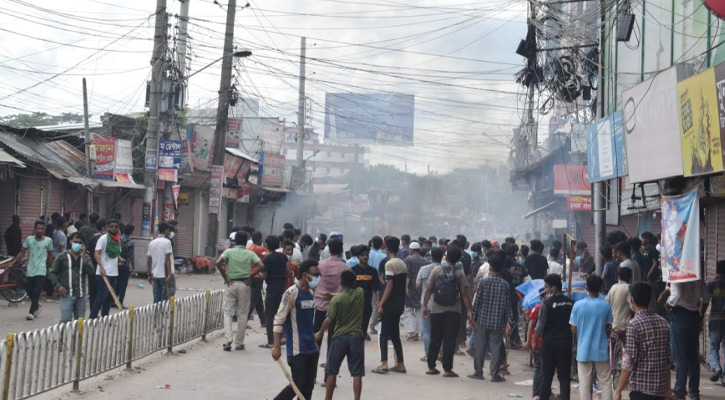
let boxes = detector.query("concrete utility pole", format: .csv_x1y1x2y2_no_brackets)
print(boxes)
205,0,237,256
177,0,190,76
593,0,607,275
296,37,306,169
82,78,93,216
142,0,168,237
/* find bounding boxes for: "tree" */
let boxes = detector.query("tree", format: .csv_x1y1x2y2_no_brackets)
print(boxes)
0,112,84,128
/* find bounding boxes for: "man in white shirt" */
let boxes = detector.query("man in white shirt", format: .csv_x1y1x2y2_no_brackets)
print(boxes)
147,222,174,303
90,219,122,318
548,248,563,277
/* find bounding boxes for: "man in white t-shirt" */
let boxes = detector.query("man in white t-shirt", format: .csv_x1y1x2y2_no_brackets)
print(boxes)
147,222,175,303
548,248,563,277
90,219,122,318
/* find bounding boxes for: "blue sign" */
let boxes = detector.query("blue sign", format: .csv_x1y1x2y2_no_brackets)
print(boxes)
324,93,414,145
586,111,627,183
159,139,182,170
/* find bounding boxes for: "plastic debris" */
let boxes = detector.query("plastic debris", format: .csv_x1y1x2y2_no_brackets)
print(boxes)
507,394,523,398
136,283,146,289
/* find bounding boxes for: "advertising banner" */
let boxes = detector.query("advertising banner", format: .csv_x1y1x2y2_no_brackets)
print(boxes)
623,66,683,183
553,164,590,195
324,93,415,145
91,139,116,180
259,152,285,187
159,140,182,170
586,111,627,183
172,185,181,207
191,125,215,171
661,189,701,283
114,139,133,174
180,139,194,174
678,67,724,177
145,149,157,169
567,195,591,211
209,165,224,217
158,168,177,182
227,118,242,148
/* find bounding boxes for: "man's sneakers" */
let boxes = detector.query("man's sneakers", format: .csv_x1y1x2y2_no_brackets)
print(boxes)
467,373,485,380
710,369,722,383
491,375,506,383
235,344,245,351
223,342,232,352
33,304,42,318
26,314,34,321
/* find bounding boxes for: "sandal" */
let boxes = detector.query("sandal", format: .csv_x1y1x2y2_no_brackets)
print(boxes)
371,367,389,374
390,366,407,374
426,369,440,375
443,372,459,378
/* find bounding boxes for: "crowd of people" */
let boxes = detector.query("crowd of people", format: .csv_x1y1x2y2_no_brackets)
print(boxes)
4,212,177,323
215,225,725,400
6,215,725,400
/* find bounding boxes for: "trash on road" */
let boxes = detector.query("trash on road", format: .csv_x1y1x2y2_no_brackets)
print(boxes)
136,283,146,289
156,384,172,389
507,393,523,398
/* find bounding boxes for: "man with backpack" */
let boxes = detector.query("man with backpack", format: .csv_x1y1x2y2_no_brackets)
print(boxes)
469,252,512,382
422,245,473,378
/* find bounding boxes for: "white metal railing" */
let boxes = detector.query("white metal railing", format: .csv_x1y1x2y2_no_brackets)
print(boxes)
0,290,224,400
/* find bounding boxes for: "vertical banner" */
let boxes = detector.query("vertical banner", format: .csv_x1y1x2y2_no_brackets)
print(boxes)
163,203,175,222
180,139,194,174
91,139,116,180
209,165,224,220
172,185,181,208
227,118,242,148
661,189,701,283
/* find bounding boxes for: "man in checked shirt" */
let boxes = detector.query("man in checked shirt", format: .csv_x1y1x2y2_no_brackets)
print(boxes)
614,282,673,400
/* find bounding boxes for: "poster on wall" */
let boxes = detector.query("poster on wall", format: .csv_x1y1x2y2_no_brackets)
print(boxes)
180,139,194,175
209,165,224,220
678,67,724,177
227,118,242,148
191,125,215,171
660,189,700,283
91,139,116,180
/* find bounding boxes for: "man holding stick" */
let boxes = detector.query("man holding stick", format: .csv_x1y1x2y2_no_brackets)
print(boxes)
271,260,321,400
90,219,123,318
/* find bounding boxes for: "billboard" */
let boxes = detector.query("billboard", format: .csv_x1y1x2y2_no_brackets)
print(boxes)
324,93,414,144
258,152,285,187
241,117,284,155
190,125,215,171
678,67,724,177
553,164,590,195
91,139,115,180
586,111,627,183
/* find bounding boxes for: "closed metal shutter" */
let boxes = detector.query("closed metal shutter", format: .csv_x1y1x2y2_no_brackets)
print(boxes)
17,173,44,236
46,178,62,220
705,202,725,281
63,183,87,220
0,176,16,254
175,188,194,257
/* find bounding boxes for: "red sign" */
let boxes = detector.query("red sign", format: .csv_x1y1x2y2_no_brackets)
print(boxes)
91,139,116,180
158,168,178,182
172,185,180,207
567,195,592,211
554,164,590,195
163,203,175,221
704,0,725,19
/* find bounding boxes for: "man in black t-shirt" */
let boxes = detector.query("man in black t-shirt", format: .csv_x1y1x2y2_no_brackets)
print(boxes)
352,246,381,341
262,235,290,348
373,237,407,374
525,239,549,280
535,274,574,400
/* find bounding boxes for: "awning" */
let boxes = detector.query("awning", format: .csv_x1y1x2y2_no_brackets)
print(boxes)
99,180,145,190
523,200,558,219
0,148,25,167
225,147,258,164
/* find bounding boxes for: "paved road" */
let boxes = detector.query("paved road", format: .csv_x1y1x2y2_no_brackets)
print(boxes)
1,273,226,337
26,322,725,400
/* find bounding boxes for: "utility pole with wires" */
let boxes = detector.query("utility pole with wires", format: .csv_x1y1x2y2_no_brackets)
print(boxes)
593,0,607,275
142,0,168,238
296,36,306,169
82,78,93,217
205,0,237,256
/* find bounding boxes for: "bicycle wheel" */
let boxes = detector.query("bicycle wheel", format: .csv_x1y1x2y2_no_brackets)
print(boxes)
2,266,28,303
611,339,623,385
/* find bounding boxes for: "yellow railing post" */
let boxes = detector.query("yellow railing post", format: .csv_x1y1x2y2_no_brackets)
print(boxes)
201,290,210,342
71,318,83,393
2,333,14,400
125,307,135,371
167,297,175,354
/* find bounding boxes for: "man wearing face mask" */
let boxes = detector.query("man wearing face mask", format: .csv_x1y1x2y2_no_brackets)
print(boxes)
49,232,95,322
271,260,321,400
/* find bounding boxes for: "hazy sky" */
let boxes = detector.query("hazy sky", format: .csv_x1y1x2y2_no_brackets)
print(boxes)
0,0,530,173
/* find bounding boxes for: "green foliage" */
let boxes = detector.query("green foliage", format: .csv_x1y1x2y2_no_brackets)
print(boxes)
0,112,84,128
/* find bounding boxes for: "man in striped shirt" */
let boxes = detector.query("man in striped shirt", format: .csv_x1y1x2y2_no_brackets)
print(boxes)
271,260,321,400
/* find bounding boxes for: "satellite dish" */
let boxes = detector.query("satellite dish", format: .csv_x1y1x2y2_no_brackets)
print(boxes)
704,0,725,19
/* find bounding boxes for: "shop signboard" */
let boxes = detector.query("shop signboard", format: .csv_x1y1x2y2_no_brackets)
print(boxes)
258,152,285,187
227,118,242,148
567,195,591,211
586,111,627,182
553,164,590,195
114,139,133,174
159,140,182,170
191,125,215,171
209,165,224,218
91,139,116,180
661,189,701,282
678,67,724,177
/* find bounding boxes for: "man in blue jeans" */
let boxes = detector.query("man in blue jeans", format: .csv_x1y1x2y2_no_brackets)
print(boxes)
706,260,725,386
416,247,443,361
665,278,710,400
147,222,174,303
49,233,95,322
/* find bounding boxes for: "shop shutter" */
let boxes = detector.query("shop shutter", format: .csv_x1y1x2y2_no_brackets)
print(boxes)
202,195,210,254
176,188,194,257
17,173,44,236
63,183,87,220
0,177,16,254
46,178,63,220
705,203,725,281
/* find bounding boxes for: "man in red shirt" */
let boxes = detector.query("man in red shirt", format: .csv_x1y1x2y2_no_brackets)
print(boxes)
524,288,547,400
247,231,268,326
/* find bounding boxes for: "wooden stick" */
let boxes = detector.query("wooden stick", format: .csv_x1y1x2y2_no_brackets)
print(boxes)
276,357,305,400
101,274,124,310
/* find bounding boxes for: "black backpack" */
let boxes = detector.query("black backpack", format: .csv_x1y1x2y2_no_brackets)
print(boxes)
434,265,460,306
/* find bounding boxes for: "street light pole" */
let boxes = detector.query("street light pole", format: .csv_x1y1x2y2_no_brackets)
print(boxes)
205,0,237,256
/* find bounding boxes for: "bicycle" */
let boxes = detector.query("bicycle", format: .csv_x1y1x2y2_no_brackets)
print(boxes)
0,256,28,304
609,330,625,385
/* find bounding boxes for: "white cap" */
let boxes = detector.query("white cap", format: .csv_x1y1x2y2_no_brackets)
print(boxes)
229,232,236,241
409,242,421,250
